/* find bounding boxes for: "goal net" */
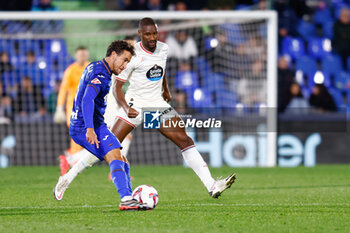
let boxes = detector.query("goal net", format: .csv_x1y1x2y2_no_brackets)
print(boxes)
0,11,277,167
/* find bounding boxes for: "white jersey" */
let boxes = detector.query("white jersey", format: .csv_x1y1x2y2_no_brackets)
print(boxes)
104,41,170,127
116,41,168,104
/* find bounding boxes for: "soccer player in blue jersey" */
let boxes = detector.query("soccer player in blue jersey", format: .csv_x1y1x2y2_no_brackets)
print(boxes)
53,40,149,211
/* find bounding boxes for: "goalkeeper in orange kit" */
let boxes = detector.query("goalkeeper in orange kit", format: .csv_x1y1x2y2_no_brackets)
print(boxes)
54,46,93,175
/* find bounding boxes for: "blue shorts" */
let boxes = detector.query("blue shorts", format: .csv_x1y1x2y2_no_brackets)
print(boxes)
69,124,122,161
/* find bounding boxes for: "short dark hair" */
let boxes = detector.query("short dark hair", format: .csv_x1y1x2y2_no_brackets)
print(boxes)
106,40,135,57
76,45,87,52
139,17,157,30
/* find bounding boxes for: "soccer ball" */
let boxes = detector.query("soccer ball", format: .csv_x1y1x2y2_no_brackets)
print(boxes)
132,185,159,209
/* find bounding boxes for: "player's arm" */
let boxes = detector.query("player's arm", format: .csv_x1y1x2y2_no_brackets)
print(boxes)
82,83,100,148
54,68,71,122
114,80,138,118
162,71,172,102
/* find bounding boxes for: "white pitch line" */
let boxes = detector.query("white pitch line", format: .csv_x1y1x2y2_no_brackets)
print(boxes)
0,203,349,210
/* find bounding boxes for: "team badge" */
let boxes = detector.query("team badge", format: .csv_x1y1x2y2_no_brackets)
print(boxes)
91,78,101,84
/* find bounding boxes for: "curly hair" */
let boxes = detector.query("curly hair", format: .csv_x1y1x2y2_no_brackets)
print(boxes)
106,40,135,57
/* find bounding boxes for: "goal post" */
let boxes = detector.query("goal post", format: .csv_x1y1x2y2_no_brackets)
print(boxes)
0,11,278,167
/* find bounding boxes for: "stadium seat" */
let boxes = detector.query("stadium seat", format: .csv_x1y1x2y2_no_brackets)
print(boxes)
187,88,212,108
195,56,212,77
308,38,332,59
0,39,15,55
295,56,318,74
44,39,67,58
334,71,350,90
297,20,317,42
281,37,305,60
202,72,225,93
175,70,200,94
308,71,331,88
321,54,343,77
313,8,332,25
5,22,28,34
215,89,237,108
17,39,43,56
322,21,334,39
219,23,244,46
329,88,345,110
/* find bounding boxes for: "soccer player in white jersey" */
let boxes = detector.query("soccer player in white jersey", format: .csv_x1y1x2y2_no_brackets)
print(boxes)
55,18,236,199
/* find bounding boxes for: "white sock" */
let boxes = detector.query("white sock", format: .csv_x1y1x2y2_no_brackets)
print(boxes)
64,152,100,184
121,136,131,157
121,195,133,202
182,146,215,191
66,149,91,166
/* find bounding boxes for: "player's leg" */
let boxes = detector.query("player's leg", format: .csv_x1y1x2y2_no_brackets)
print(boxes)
158,116,215,190
110,117,135,182
105,149,148,211
158,116,235,198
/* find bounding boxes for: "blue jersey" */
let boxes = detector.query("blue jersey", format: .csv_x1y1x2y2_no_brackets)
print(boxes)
70,59,113,132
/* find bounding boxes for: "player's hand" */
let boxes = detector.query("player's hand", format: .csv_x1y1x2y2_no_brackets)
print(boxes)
54,106,66,123
127,107,139,118
163,90,172,102
86,128,100,148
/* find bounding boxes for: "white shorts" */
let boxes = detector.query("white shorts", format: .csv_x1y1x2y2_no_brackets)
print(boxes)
115,94,178,128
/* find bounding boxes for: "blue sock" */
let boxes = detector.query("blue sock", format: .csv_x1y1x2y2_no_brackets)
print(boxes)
124,162,132,193
109,159,131,199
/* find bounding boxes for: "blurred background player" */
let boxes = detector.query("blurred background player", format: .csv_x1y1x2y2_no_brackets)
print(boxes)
54,40,149,210
54,46,92,175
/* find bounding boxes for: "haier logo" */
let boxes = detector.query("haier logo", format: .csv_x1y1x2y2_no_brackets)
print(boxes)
188,129,321,167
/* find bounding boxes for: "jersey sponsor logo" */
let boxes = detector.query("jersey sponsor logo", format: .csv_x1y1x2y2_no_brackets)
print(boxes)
97,74,105,78
91,78,101,84
146,64,163,81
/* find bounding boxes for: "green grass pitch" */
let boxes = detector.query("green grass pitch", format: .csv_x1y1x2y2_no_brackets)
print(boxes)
0,165,349,232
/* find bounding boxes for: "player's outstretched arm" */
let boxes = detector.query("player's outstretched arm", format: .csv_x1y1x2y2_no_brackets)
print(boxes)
162,72,172,102
114,80,138,118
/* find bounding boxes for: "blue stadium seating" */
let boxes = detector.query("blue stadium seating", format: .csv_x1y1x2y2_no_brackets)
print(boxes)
215,89,237,108
203,73,225,93
334,71,350,90
313,8,332,25
322,21,334,39
187,88,212,108
321,54,343,76
219,23,244,46
281,37,305,59
297,20,317,42
308,38,332,59
296,55,318,74
308,71,332,88
175,70,200,94
329,88,345,110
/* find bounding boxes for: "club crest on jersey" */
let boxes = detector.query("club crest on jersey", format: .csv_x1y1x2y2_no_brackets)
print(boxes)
91,78,101,84
146,64,163,81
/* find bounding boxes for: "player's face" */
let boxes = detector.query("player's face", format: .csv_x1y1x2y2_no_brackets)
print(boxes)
75,49,89,65
112,50,132,75
139,24,158,51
